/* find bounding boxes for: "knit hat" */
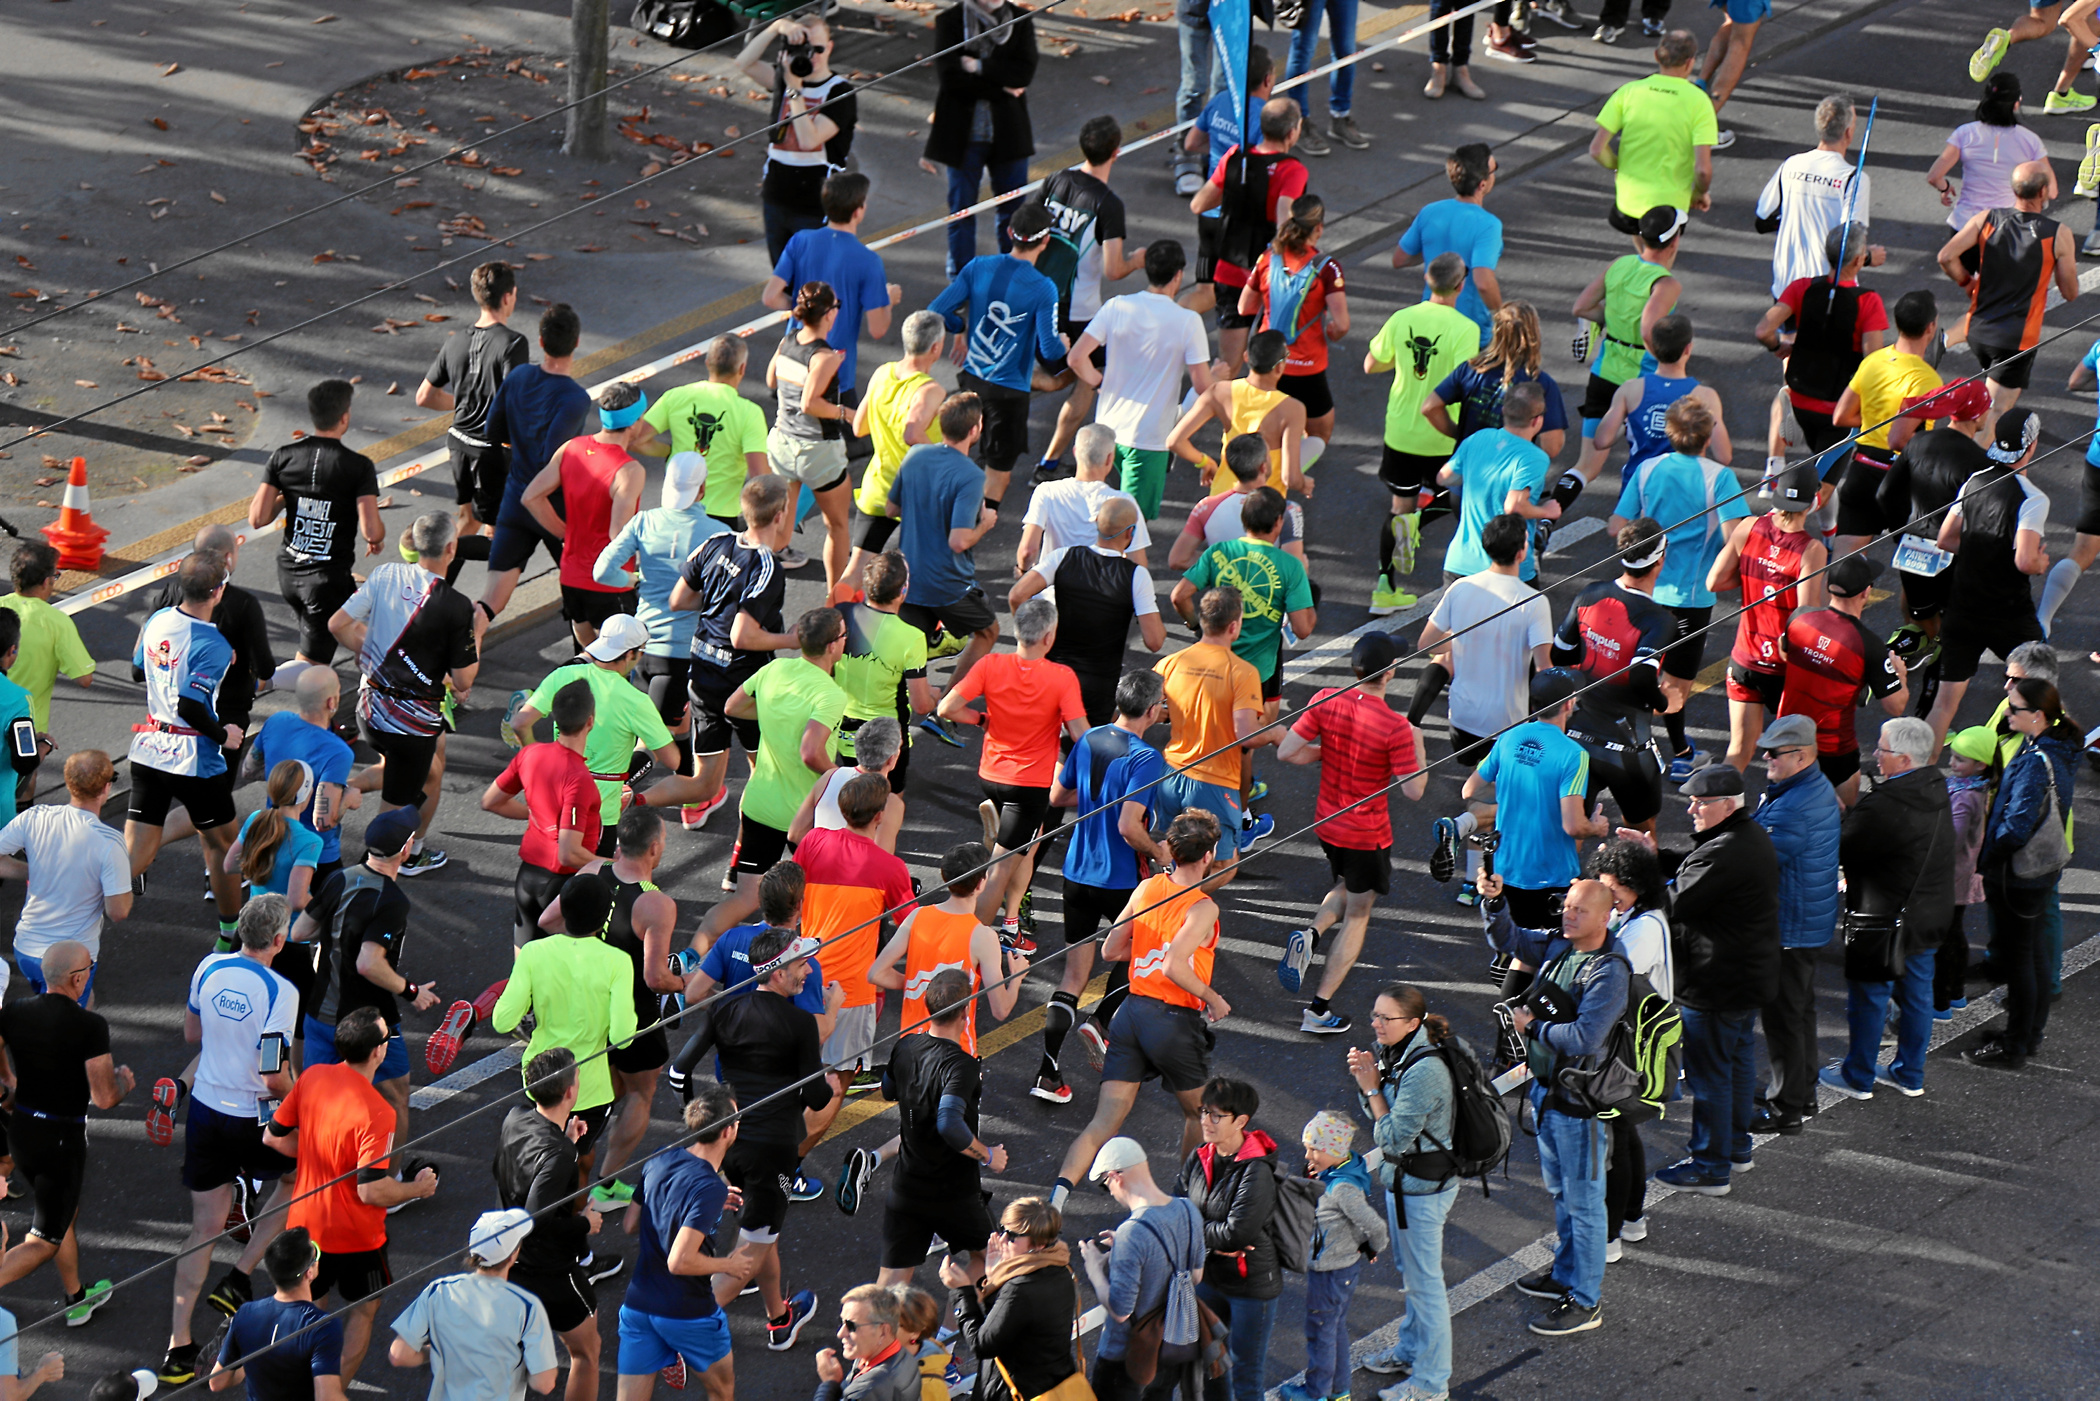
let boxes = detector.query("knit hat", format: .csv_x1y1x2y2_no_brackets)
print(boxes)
1301,1110,1356,1159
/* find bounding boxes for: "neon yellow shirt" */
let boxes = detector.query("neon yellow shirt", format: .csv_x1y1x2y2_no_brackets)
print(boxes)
492,933,638,1111
642,381,771,519
740,656,846,831
1597,73,1718,219
525,662,675,823
0,595,94,732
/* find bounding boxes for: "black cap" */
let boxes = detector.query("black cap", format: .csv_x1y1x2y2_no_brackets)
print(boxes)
1680,764,1745,798
1529,666,1584,714
1008,202,1053,244
1827,554,1879,598
1988,410,2040,464
1761,463,1820,512
1351,631,1399,677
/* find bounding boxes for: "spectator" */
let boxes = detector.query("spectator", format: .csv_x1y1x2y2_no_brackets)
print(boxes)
943,1199,1077,1401
925,0,1040,277
0,750,130,998
1286,1113,1385,1401
1647,766,1780,1195
1078,1138,1206,1401
1171,0,1229,193
814,1286,923,1401
734,15,859,263
1176,1077,1280,1401
0,540,95,735
388,1209,559,1401
1585,838,1672,1258
1284,0,1368,151
1939,725,1996,1015
886,1288,952,1401
1748,714,1841,1136
209,1227,345,1401
1349,987,1454,1396
1394,146,1503,333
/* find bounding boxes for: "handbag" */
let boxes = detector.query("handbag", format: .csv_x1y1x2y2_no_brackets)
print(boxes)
991,1282,1095,1401
1841,815,1940,982
2009,749,2072,880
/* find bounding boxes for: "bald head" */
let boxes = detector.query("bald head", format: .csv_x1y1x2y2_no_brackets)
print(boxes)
41,939,92,991
1560,879,1615,951
2011,160,2051,203
196,524,239,557
294,665,340,720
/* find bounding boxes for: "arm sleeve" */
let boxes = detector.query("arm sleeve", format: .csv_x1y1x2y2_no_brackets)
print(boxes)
935,1094,976,1152
176,695,230,747
670,1008,718,1078
1754,165,1784,233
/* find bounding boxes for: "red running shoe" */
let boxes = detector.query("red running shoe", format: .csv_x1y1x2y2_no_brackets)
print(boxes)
426,1000,476,1077
146,1077,180,1147
659,1358,687,1391
681,787,729,832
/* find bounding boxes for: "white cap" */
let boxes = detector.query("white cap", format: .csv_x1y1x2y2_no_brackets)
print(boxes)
468,1207,535,1266
1088,1136,1147,1182
584,613,651,661
664,450,708,511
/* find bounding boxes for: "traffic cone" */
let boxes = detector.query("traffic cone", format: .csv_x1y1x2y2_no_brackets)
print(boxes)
41,456,109,571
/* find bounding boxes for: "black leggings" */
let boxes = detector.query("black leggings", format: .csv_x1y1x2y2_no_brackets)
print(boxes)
1605,1117,1646,1240
1935,905,1972,1011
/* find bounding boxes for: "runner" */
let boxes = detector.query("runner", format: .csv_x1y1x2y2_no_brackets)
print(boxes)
638,335,770,532
1878,381,1993,705
1033,669,1169,1104
847,312,946,592
331,512,483,876
481,305,594,616
493,1047,607,1401
1180,45,1277,316
1019,422,1154,571
1754,97,1880,300
1609,397,1754,777
1566,206,1687,511
1457,669,1607,929
1754,222,1888,521
250,380,383,684
0,541,94,742
764,171,902,422
867,838,1026,1062
1394,145,1503,334
482,679,600,946
1970,0,2097,113
139,529,273,810
1166,432,1310,574
386,1212,559,1401
1237,195,1348,449
1152,589,1265,870
416,261,531,543
1164,330,1311,508
1274,632,1428,1030
793,770,913,1100
1590,31,1715,232
935,597,1089,941
1365,252,1481,613
209,1228,346,1401
1033,116,1143,478
1191,98,1308,377
1706,464,1828,772
1010,496,1168,726
764,283,854,592
1936,160,2080,434
1831,290,1943,555
513,615,680,854
1440,382,1560,589
516,384,648,650
247,632,358,892
886,395,1002,695
0,751,131,1004
792,716,906,851
590,808,682,1194
1697,0,1767,147
2042,345,2100,632
1779,554,1911,802
1579,313,1733,486
1048,809,1227,1210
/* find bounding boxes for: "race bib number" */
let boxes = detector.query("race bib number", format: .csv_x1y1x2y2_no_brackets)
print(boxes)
1891,534,1953,578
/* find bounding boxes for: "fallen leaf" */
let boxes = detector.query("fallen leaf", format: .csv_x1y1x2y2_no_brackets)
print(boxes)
394,176,421,189
174,423,196,436
423,313,449,322
74,379,98,388
1092,74,1112,85
40,456,64,470
13,256,31,270
33,477,57,487
209,191,226,203
313,251,337,263
390,201,436,215
161,62,180,77
209,411,229,424
179,463,201,473
150,116,169,130
573,244,605,253
526,252,555,261
312,12,338,21
348,374,363,384
386,381,401,395
724,124,741,138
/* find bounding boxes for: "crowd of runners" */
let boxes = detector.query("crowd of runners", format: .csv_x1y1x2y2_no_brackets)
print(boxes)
0,4,2094,1401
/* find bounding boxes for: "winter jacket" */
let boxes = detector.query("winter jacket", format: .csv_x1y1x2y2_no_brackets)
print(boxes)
1484,899,1632,1083
1308,1153,1390,1270
1983,733,2078,888
952,1263,1077,1401
1176,1131,1283,1300
1357,1029,1457,1195
1663,807,1781,1013
923,4,1039,168
1949,774,1990,906
1753,762,1842,949
1840,764,1957,938
814,1342,924,1401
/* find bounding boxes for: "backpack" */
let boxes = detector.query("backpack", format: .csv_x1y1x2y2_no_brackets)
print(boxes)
1123,1203,1223,1386
1260,253,1325,345
628,0,738,48
1397,1034,1513,1198
1549,950,1684,1124
1268,1169,1323,1272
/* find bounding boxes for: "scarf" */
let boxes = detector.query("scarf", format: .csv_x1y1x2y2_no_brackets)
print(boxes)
963,0,1002,58
980,1240,1072,1301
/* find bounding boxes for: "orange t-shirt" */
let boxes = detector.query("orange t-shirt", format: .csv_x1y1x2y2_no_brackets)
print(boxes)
798,826,916,1009
946,652,1085,787
900,905,983,1054
273,1063,395,1253
1126,873,1216,1011
1156,641,1263,790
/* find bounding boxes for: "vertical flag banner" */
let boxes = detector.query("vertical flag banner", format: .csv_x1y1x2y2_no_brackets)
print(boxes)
1211,0,1253,145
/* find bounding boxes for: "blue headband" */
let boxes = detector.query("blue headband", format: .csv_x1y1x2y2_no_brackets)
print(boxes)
599,390,649,430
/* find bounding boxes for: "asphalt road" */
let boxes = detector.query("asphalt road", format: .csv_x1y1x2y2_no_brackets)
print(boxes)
5,0,2100,1396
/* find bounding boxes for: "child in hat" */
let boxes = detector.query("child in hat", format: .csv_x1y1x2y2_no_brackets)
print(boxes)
1940,725,1996,1016
1281,1111,1389,1401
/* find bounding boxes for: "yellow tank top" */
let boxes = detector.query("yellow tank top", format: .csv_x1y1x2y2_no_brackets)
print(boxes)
1127,873,1216,1010
1207,378,1290,496
857,361,934,516
901,905,981,1055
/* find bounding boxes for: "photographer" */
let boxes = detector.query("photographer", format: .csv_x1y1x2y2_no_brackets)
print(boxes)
737,15,859,263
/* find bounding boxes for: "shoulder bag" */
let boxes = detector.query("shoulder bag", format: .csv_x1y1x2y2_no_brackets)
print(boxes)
2010,748,2072,881
1841,816,1940,982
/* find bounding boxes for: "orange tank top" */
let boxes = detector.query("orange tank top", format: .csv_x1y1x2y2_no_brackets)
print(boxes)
1127,873,1216,1011
901,906,982,1055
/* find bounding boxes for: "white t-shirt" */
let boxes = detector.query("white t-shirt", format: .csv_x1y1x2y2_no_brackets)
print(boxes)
188,951,301,1118
1033,545,1160,617
1756,148,1871,299
0,804,132,959
1086,293,1212,451
1613,908,1673,1002
1947,471,2049,535
1022,478,1154,554
1428,571,1553,738
813,763,892,832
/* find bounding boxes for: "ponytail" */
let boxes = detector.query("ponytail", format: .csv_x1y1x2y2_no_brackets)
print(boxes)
1273,194,1324,259
1420,1011,1452,1047
241,760,306,889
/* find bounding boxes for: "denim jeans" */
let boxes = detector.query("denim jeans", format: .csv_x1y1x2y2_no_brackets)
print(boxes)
1384,1180,1458,1392
1679,1005,1757,1178
1177,16,1228,130
1842,946,1936,1092
945,141,1031,277
1301,1263,1359,1398
1284,0,1358,117
1194,1281,1278,1401
1532,1092,1607,1309
1428,0,1475,64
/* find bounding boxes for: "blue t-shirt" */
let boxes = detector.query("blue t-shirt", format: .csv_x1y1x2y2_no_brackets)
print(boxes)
1433,362,1569,445
627,1151,730,1319
0,675,33,829
926,256,1067,394
1611,453,1751,609
1196,91,1246,215
773,228,890,391
2082,338,2100,467
489,364,594,517
1475,722,1590,891
219,1297,346,1401
251,711,356,865
1399,199,1504,333
1443,428,1552,581
1058,725,1166,891
888,443,986,607
234,809,324,898
699,922,826,1011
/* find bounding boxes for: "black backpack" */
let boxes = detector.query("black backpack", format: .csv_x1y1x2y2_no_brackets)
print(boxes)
1268,1169,1322,1272
1397,1034,1513,1198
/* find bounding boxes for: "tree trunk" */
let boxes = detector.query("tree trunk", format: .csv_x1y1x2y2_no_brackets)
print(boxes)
566,0,612,161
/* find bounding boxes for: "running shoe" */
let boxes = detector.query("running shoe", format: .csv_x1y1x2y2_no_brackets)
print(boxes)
1666,748,1704,783
158,1345,201,1385
1592,22,1624,41
583,1252,626,1284
1030,1074,1074,1104
475,979,509,1030
65,1280,113,1327
848,1068,886,1094
1300,1009,1353,1035
1076,1019,1110,1070
398,847,449,877
660,1358,688,1390
775,546,811,570
425,1000,475,1077
1174,169,1204,198
1247,778,1270,803
1277,928,1314,994
1368,576,1416,615
927,628,969,660
1238,812,1275,851
1330,116,1371,149
1653,1160,1731,1195
2080,124,2100,197
206,1268,252,1318
146,1076,181,1146
767,1291,819,1351
1034,457,1070,482
2046,87,2097,114
1713,129,1737,151
589,1179,636,1211
1873,1061,1925,1098
788,1171,824,1203
919,715,966,748
1430,816,1460,883
1535,0,1582,26
1970,27,2010,82
836,1146,877,1215
1453,880,1481,907
499,689,531,749
998,919,1037,955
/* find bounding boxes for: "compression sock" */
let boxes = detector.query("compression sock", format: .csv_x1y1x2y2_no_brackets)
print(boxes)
1042,991,1079,1076
1378,517,1398,579
1418,486,1457,529
2040,559,2083,635
1408,662,1452,725
1095,960,1131,1027
1665,709,1690,756
1549,469,1587,513
215,919,238,954
1050,1179,1073,1211
445,533,490,586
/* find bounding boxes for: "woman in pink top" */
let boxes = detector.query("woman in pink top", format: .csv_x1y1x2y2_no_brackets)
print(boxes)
1926,73,2052,231
522,381,649,648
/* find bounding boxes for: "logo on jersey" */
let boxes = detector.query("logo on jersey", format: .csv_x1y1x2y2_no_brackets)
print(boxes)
1406,330,1444,379
971,300,1030,367
1514,737,1546,769
213,988,255,1022
148,638,176,673
684,408,727,454
904,958,970,1000
1205,549,1289,624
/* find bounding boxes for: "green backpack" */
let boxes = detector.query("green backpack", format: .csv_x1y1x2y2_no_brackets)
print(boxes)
1549,951,1683,1124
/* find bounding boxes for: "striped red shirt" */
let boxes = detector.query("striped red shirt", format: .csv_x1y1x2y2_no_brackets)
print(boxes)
1291,686,1420,850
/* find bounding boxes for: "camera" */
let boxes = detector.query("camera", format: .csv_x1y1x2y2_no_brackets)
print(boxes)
779,37,816,78
1489,1000,1526,1074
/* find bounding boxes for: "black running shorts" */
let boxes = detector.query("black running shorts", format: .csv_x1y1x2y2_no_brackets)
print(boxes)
1100,995,1214,1093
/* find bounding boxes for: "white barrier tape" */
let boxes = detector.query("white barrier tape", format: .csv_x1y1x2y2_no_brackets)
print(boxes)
55,0,1494,621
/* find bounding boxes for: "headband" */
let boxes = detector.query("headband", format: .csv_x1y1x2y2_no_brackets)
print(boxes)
598,390,649,431
752,935,815,978
1621,537,1666,570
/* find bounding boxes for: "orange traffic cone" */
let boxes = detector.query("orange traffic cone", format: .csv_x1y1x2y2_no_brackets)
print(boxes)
41,456,108,571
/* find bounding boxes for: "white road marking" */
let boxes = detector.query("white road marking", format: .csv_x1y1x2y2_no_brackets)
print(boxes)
408,1043,521,1111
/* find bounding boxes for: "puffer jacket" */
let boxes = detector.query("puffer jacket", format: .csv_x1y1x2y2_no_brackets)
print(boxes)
1840,765,1956,935
1984,733,2078,888
1665,807,1781,1013
1754,762,1842,949
1176,1131,1282,1300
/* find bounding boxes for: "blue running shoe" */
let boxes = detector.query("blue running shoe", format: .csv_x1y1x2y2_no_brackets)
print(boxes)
917,715,965,748
1277,928,1313,993
1667,747,1704,783
1238,812,1275,851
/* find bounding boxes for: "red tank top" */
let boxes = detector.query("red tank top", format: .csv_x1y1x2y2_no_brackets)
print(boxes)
1731,515,1811,674
1777,608,1871,755
557,436,633,591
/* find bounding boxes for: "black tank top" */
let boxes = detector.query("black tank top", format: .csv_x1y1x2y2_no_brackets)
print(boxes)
775,331,842,441
1220,149,1290,275
1785,277,1863,405
1044,546,1140,680
603,875,662,1029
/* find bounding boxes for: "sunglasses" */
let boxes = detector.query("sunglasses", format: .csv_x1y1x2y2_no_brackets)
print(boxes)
992,1226,1028,1242
839,1317,887,1334
2007,703,2040,715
